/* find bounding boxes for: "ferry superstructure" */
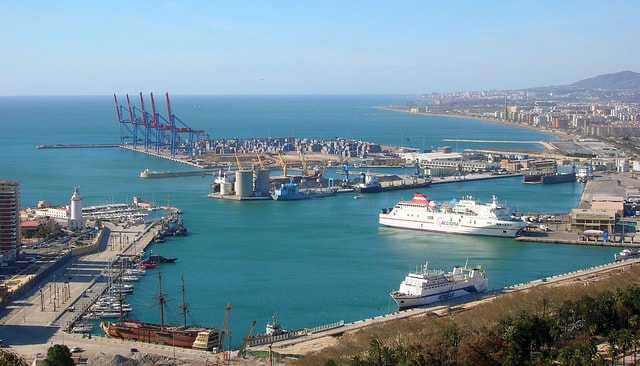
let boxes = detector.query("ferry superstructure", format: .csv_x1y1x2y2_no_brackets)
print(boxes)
390,261,488,310
379,193,526,237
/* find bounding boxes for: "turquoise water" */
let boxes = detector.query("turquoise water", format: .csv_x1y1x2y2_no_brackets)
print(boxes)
0,95,617,346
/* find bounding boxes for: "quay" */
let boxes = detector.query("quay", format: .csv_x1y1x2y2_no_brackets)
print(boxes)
139,169,217,178
37,143,119,149
443,138,543,144
516,172,640,246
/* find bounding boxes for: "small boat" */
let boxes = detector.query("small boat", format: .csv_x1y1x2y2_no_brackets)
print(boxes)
614,248,640,261
390,260,488,310
71,323,94,334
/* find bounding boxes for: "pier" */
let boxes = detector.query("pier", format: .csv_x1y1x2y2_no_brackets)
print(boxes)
442,138,543,144
37,143,119,149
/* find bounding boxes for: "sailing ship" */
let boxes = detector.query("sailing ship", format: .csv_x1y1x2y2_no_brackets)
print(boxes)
100,273,219,351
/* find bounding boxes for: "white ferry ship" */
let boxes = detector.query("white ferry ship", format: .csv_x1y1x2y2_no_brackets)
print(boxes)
379,193,526,237
390,261,488,310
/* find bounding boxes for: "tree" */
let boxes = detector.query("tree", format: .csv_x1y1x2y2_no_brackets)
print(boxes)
44,344,74,366
0,349,28,366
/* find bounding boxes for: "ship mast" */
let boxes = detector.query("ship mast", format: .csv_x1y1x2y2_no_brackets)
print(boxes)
178,276,190,327
154,271,168,328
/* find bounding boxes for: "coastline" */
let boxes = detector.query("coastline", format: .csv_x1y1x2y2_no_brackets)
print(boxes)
375,106,567,140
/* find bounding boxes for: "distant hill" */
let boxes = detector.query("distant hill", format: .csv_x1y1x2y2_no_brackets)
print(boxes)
571,70,640,89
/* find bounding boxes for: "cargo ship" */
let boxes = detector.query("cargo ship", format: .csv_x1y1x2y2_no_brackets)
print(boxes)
100,273,219,351
354,172,431,193
379,192,526,237
523,166,576,184
390,260,488,310
271,180,336,201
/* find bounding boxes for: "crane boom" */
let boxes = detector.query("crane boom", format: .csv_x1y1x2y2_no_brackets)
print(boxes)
256,152,265,169
235,150,243,171
278,152,288,177
298,148,309,176
237,320,256,357
218,303,231,350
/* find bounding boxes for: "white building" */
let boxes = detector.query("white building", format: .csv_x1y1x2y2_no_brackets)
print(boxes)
68,186,85,230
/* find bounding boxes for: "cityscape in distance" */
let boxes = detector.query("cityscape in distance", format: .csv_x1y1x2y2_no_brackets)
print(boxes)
393,70,640,156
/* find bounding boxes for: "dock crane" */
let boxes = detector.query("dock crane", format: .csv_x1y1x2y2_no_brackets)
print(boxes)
237,320,256,358
255,151,265,170
277,152,289,177
298,148,308,176
218,303,231,352
234,150,243,171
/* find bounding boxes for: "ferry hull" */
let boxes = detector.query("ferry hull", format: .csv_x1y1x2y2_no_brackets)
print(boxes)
391,285,486,310
379,215,524,237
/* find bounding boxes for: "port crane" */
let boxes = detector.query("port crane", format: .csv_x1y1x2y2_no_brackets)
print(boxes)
298,149,308,176
277,152,290,177
234,150,244,171
218,303,232,352
255,152,266,170
237,320,256,358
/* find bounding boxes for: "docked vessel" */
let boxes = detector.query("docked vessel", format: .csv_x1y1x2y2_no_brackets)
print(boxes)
100,273,219,351
379,193,526,237
390,261,488,310
354,172,432,193
523,166,576,184
271,180,336,201
614,248,640,261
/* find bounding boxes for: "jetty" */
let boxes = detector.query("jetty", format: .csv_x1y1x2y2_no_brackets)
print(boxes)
37,143,119,149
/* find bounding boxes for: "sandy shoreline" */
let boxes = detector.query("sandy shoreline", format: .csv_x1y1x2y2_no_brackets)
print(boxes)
375,106,567,140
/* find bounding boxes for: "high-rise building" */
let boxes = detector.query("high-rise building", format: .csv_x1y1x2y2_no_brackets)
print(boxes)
0,180,20,262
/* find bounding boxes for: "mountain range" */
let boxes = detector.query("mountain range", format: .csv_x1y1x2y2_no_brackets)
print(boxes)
571,71,640,89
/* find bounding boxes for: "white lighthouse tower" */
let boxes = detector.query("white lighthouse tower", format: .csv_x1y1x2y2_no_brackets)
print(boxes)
68,186,84,230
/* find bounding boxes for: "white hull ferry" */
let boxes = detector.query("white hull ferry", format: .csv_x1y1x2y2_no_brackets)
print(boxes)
390,261,488,310
379,193,526,237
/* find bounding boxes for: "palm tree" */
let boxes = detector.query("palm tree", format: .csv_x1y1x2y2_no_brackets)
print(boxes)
618,328,634,366
0,349,28,366
608,330,619,366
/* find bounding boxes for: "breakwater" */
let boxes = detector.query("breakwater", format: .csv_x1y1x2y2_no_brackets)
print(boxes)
37,143,119,149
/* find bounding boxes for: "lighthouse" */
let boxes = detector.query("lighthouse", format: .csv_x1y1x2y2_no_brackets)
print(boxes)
68,186,84,230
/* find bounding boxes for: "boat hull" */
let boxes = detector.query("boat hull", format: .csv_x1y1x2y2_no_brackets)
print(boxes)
271,191,336,201
379,214,524,237
391,284,486,310
101,320,218,351
379,193,526,238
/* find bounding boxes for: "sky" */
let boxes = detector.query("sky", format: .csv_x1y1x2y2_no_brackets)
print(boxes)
0,0,639,96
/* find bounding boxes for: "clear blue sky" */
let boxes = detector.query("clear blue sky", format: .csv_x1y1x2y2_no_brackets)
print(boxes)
1,0,638,96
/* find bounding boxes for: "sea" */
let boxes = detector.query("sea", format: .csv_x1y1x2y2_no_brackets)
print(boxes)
0,95,618,347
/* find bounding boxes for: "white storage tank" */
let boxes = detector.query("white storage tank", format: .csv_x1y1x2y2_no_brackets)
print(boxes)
632,160,640,172
219,182,234,195
235,171,254,197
